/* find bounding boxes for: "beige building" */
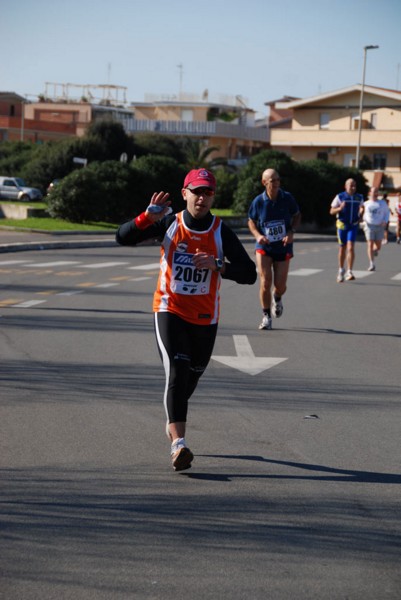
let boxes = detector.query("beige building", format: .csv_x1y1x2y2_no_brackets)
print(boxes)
127,94,269,164
270,85,401,189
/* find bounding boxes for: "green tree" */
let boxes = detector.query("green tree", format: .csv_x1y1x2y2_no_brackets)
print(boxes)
300,159,368,226
20,121,137,192
213,168,238,209
131,155,186,213
133,133,186,163
232,150,298,214
0,141,37,178
178,138,222,170
47,169,105,223
231,149,369,226
85,119,136,161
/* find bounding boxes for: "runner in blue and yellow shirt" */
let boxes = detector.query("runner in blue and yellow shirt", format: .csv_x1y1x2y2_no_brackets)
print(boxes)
330,178,364,282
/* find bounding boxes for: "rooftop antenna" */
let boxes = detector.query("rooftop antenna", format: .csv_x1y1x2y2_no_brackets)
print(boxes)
177,64,183,99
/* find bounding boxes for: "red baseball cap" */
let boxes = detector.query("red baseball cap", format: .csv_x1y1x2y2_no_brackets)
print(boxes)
184,168,216,191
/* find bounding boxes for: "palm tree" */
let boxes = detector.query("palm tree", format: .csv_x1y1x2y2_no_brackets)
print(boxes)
180,138,226,170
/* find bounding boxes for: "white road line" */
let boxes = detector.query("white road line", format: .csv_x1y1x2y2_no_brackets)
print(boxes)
57,290,85,296
0,260,33,265
129,276,152,282
25,261,81,267
82,262,129,269
290,268,323,276
128,263,160,270
95,283,120,288
391,272,401,280
13,300,47,308
351,270,374,279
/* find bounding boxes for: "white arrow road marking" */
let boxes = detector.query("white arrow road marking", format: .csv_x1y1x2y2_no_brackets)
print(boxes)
290,268,323,276
212,335,287,376
348,270,374,279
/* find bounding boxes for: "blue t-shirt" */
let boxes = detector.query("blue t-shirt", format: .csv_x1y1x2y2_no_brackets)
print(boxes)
248,189,300,254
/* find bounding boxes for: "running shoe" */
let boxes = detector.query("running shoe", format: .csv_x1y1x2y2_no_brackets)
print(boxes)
271,297,283,318
368,263,375,271
171,440,194,472
337,268,345,283
345,270,355,281
259,315,272,330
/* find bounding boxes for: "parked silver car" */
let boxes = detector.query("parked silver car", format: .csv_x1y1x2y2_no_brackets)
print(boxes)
0,176,43,202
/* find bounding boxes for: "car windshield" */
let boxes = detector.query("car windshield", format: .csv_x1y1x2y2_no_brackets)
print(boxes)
15,178,26,186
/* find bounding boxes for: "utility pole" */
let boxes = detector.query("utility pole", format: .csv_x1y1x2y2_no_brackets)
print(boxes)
355,45,379,168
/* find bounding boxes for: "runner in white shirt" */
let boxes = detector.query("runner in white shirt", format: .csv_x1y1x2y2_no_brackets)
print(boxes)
361,187,390,271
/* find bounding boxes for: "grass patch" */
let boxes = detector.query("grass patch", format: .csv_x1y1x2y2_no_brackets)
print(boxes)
213,208,236,217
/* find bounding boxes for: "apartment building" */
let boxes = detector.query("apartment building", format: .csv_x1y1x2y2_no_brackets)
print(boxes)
0,87,134,143
270,85,401,189
127,93,269,163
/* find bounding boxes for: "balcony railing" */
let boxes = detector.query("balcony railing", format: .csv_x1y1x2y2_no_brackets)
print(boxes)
271,128,401,147
125,119,269,142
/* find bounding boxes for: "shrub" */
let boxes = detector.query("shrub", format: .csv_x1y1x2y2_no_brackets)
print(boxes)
232,150,369,226
47,169,105,223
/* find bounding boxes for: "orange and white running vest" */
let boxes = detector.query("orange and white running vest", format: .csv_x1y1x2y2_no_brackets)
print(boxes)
153,212,224,325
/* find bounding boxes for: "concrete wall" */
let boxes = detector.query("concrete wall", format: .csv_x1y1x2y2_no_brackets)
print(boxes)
0,204,48,219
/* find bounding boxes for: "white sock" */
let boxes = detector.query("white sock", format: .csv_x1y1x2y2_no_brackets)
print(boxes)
171,437,186,451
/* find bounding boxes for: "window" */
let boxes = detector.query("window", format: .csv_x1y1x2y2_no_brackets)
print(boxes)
371,113,377,129
181,109,193,122
317,152,328,161
319,113,330,129
373,153,386,170
351,113,359,129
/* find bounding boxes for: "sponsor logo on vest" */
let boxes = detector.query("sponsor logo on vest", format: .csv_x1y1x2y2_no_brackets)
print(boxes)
174,252,193,265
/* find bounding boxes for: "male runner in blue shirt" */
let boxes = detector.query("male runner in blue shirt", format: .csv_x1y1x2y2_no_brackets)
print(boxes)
248,168,301,330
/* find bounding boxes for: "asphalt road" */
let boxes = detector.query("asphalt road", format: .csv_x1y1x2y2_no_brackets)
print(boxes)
1,231,400,600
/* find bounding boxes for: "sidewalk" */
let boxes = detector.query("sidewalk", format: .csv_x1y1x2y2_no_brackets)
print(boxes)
0,228,117,254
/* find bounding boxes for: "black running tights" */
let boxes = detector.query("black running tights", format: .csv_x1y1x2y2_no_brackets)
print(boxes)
154,312,218,423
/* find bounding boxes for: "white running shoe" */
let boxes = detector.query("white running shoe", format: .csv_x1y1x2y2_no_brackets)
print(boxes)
259,315,272,330
171,439,193,471
271,297,283,318
337,268,345,283
368,263,375,271
345,270,355,281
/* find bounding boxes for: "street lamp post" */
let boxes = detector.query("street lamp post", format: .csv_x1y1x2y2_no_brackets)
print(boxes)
355,45,379,168
20,99,25,142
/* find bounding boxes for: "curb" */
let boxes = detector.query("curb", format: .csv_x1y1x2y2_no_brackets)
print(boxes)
0,238,117,254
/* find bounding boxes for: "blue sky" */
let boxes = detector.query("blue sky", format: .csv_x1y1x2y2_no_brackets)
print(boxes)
2,0,401,118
